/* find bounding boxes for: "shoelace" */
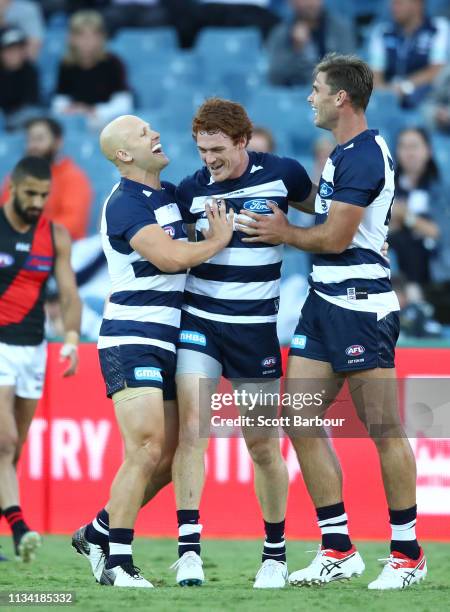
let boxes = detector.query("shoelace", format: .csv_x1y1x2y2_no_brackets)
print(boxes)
377,556,408,574
121,562,143,579
170,552,201,571
255,560,285,579
305,546,334,560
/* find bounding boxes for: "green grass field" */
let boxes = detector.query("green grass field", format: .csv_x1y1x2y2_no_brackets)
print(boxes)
0,537,448,611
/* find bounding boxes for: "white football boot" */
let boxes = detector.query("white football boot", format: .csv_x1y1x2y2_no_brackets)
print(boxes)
289,546,365,586
72,525,107,582
253,559,289,589
368,549,427,590
171,551,204,586
100,562,154,588
16,531,42,562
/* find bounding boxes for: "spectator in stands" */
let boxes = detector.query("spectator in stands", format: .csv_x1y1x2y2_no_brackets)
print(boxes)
197,0,279,39
51,10,133,130
266,0,356,86
0,26,40,131
392,274,442,337
0,117,92,240
368,0,449,108
97,1,169,36
389,127,440,301
423,64,450,133
0,0,44,59
247,126,276,153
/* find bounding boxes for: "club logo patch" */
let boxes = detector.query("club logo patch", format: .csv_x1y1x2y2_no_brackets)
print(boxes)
319,182,333,198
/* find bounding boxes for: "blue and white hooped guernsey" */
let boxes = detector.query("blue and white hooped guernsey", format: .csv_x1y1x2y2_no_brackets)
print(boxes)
311,129,400,316
176,151,312,324
97,177,187,354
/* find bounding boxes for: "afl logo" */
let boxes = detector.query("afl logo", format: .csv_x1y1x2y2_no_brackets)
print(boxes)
319,182,333,198
345,345,365,356
164,225,175,237
262,356,277,367
0,253,14,267
243,199,277,215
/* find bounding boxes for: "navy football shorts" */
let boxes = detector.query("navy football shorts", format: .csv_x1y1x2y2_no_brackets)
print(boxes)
177,310,282,379
98,343,176,401
289,290,400,372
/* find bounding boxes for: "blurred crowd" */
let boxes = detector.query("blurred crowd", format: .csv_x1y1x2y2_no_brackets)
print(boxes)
0,0,449,342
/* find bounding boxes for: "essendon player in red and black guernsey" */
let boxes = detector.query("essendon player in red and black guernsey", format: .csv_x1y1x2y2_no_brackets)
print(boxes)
0,157,81,562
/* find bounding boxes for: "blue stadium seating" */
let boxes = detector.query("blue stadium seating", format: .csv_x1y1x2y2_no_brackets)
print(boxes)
0,133,25,181
109,27,179,59
194,27,264,76
246,86,316,155
431,133,450,177
38,29,66,101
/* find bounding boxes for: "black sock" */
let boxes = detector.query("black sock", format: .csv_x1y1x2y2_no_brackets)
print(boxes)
317,502,352,552
4,506,29,544
85,508,109,550
262,520,286,563
177,509,201,557
106,528,133,569
389,506,420,560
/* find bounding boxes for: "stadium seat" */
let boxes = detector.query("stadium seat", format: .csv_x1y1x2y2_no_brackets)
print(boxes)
246,86,316,155
38,30,67,101
431,133,450,177
195,27,265,77
109,27,179,59
161,154,199,185
0,132,25,181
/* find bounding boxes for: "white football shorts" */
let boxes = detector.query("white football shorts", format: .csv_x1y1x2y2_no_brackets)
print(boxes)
0,341,47,399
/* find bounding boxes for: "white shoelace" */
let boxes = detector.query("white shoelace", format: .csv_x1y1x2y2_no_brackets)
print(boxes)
376,555,408,577
170,551,202,571
255,560,286,580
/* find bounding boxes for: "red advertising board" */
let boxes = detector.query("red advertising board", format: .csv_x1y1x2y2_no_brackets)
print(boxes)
3,345,450,541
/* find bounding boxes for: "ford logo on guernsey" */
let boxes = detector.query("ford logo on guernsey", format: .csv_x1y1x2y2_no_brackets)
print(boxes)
0,253,14,267
134,367,163,382
319,182,334,198
179,330,206,346
345,345,365,356
243,199,277,215
262,356,277,367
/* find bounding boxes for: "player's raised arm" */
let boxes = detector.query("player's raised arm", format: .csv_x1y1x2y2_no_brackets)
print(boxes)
130,200,234,273
52,223,82,376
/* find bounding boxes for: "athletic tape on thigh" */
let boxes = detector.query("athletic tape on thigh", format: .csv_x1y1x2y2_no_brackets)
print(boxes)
112,385,161,405
176,349,222,378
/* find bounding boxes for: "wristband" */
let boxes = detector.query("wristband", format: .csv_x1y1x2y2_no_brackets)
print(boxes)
60,343,78,358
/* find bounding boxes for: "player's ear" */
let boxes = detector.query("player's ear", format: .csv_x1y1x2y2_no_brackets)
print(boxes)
237,136,247,150
116,148,132,163
9,180,17,199
335,90,347,107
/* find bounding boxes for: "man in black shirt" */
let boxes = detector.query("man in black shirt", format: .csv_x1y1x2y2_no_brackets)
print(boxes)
0,27,40,130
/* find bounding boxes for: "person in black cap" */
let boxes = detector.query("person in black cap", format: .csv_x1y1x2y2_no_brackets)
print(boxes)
0,26,40,130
